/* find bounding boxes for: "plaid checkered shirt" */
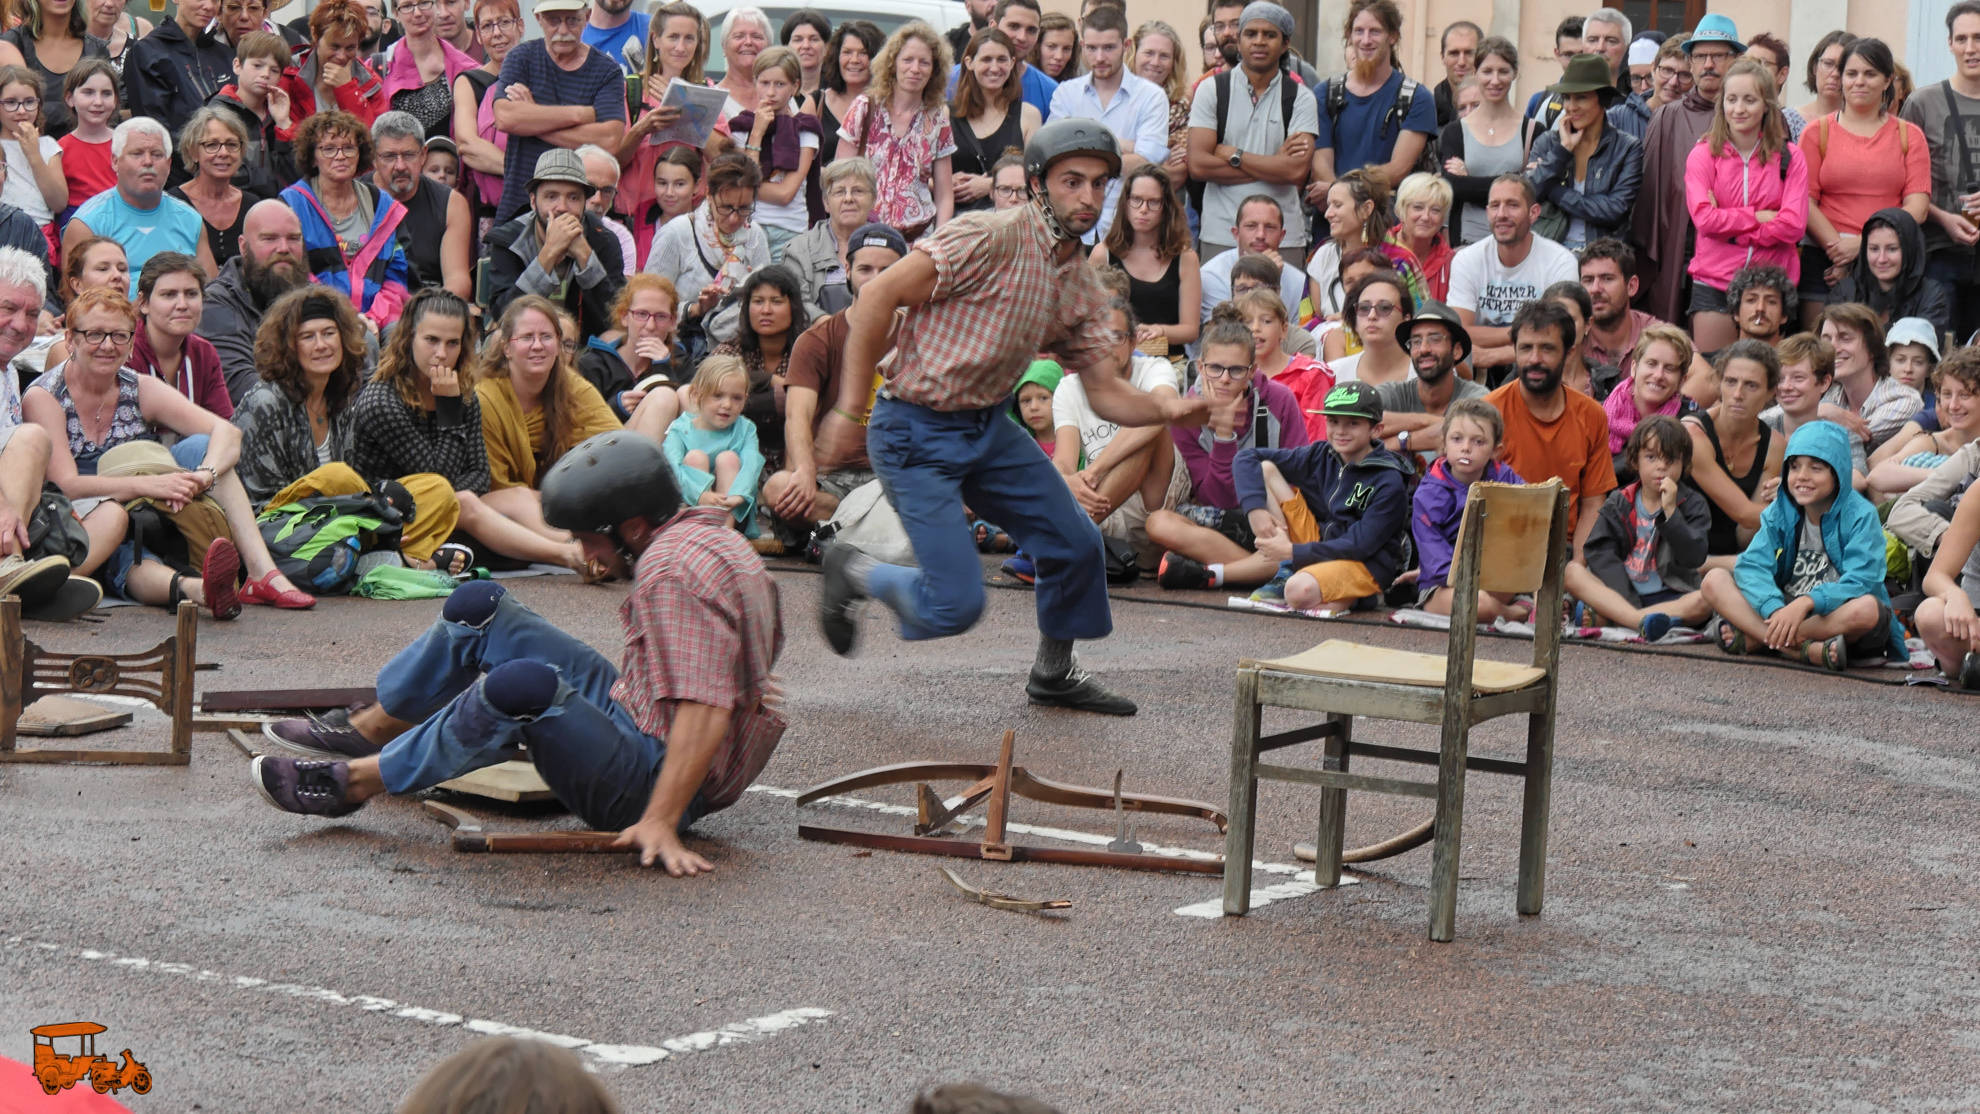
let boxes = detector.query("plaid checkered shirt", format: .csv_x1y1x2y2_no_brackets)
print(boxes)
883,206,1116,412
611,506,785,811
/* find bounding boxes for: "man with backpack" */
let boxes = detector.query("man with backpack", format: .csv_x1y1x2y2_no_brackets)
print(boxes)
1185,1,1318,266
1310,0,1437,197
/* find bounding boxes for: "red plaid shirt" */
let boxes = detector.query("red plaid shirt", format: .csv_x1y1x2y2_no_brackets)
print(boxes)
611,506,785,810
883,206,1115,411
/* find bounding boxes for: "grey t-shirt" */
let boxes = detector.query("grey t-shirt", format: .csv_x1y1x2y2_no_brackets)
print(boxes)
1376,374,1488,414
1188,68,1320,248
1459,124,1527,244
1901,81,1980,258
1784,521,1839,599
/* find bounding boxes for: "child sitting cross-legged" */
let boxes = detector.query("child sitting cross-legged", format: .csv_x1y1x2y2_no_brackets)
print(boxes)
1700,421,1909,671
662,354,765,536
1412,398,1528,621
1564,414,1714,640
1230,381,1413,614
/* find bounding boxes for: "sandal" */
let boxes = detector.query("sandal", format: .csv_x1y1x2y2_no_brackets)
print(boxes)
1714,620,1750,656
241,569,316,610
1801,635,1847,672
973,520,1013,553
200,538,241,620
433,542,475,577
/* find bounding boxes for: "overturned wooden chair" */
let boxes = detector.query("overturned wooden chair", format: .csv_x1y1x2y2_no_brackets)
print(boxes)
1223,480,1569,941
1,597,197,765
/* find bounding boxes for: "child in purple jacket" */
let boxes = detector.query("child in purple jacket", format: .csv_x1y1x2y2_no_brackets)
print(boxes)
1413,398,1528,620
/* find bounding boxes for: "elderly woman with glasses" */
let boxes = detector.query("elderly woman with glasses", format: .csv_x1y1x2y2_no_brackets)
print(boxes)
169,106,262,269
642,151,768,354
781,155,874,315
279,109,413,333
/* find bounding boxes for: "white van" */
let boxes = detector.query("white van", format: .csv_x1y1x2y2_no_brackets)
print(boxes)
694,0,969,79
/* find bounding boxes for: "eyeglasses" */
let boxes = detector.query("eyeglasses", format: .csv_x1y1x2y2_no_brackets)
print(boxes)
0,97,37,112
1100,329,1131,344
399,0,435,11
478,17,520,34
316,144,359,158
1629,73,1653,90
1654,65,1687,82
993,185,1028,200
713,201,755,218
1200,362,1249,380
1690,49,1734,64
593,184,619,200
1125,195,1163,210
1355,300,1399,318
826,185,873,201
198,139,242,154
1404,333,1449,351
539,13,583,30
77,329,134,348
627,308,675,324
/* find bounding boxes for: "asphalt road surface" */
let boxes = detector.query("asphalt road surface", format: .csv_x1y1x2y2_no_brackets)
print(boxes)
4,567,1978,1112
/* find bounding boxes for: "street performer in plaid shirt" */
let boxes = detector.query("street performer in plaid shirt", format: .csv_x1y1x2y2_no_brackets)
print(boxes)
246,432,784,877
813,119,1208,715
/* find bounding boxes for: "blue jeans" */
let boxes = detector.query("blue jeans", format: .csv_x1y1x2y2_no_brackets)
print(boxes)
863,397,1111,643
372,583,685,831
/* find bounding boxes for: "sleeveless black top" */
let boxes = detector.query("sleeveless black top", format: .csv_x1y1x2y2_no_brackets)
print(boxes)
395,176,453,291
169,186,265,269
1691,414,1773,555
950,102,1025,212
1106,251,1183,327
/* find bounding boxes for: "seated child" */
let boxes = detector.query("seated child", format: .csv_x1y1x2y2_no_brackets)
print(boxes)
1411,398,1528,621
1229,381,1413,613
662,354,764,536
1913,475,1980,687
1867,346,1979,500
1884,317,1939,411
423,136,460,191
1762,333,1868,489
1565,414,1714,639
1012,359,1063,456
1700,421,1908,671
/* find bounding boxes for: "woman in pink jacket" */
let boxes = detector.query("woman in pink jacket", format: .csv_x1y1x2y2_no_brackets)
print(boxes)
1685,58,1809,355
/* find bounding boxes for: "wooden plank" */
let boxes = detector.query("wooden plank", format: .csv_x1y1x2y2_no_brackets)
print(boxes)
1252,673,1447,723
199,687,376,713
437,760,557,804
1245,640,1546,695
16,695,134,737
225,728,261,758
0,749,189,765
1253,763,1437,799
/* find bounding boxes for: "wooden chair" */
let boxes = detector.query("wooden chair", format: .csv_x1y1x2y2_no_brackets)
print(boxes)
1,597,197,765
1222,480,1570,941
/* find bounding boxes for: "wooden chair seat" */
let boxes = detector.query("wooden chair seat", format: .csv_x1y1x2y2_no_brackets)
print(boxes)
1244,639,1546,695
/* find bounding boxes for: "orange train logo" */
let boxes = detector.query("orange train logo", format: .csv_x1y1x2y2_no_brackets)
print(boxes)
29,1023,151,1097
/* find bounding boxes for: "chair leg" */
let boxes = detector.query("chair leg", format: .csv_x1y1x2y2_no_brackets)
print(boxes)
1517,696,1558,917
1222,670,1262,916
1311,712,1350,888
1427,718,1471,943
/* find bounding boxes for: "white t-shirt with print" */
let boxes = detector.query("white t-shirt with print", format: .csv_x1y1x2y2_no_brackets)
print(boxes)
1445,234,1579,327
1053,353,1181,464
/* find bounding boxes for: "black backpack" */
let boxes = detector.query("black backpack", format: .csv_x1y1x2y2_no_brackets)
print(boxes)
1188,67,1303,213
1323,73,1439,177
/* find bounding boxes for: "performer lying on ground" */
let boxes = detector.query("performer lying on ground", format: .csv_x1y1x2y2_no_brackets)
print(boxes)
249,431,786,877
811,117,1207,716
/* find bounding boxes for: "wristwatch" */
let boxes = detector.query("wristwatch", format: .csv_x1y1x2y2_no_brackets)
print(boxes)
1397,430,1411,452
1227,149,1243,170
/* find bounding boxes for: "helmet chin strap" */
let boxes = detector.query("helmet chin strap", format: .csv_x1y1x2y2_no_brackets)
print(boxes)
1032,189,1077,244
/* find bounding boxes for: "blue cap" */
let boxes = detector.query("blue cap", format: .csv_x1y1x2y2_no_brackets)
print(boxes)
1683,13,1744,54
849,222,909,259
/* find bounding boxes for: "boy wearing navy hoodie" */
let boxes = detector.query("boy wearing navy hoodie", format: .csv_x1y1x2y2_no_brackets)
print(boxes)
1232,382,1413,614
1701,420,1908,671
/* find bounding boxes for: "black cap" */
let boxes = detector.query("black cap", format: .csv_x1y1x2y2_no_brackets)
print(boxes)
848,222,909,259
1319,381,1383,424
541,431,682,534
1394,300,1473,363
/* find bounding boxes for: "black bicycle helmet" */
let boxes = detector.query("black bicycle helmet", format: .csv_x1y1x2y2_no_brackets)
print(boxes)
1023,117,1123,183
541,431,683,534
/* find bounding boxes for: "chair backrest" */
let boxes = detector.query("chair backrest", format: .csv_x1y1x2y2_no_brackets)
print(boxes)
1458,481,1569,596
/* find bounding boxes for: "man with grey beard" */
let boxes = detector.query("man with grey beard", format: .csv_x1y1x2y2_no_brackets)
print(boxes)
201,200,310,403
371,112,473,298
490,0,629,223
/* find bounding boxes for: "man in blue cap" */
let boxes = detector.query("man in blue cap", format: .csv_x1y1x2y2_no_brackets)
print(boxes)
1630,12,1744,323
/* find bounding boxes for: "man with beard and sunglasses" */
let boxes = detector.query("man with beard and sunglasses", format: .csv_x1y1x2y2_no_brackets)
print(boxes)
490,0,628,224
1373,300,1487,466
811,120,1208,716
1485,298,1617,559
201,199,309,403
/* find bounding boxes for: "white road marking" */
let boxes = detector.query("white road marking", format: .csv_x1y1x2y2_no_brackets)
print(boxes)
753,784,1357,917
2,936,829,1069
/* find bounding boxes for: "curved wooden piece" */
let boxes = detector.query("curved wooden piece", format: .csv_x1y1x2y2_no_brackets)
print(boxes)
1008,769,1229,832
799,824,1225,875
795,761,996,806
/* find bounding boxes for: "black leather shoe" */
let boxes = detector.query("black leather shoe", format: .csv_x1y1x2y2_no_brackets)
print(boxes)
818,542,865,657
1960,651,1980,691
1025,667,1137,716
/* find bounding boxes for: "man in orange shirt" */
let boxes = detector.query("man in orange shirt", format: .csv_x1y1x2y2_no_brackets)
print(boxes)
1485,299,1617,559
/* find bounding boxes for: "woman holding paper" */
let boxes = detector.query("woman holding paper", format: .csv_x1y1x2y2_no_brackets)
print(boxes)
618,2,709,224
837,22,953,240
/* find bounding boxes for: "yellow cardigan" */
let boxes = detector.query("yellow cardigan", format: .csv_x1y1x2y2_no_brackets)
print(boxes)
475,372,623,491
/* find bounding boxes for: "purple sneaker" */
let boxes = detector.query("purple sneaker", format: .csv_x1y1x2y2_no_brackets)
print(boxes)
250,755,365,817
261,709,382,760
